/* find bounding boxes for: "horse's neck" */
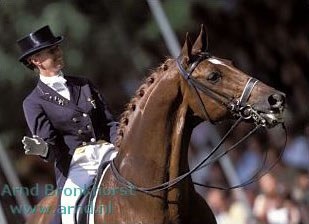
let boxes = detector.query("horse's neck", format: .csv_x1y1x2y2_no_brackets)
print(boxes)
116,70,197,190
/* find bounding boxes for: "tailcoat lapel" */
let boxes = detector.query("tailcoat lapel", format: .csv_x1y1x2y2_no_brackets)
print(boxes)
37,79,83,112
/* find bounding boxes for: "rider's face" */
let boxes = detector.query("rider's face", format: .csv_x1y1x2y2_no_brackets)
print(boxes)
30,45,64,76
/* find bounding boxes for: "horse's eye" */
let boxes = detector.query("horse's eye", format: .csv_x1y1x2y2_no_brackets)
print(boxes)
207,72,222,83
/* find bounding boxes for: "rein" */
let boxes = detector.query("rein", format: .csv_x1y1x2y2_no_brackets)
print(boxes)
110,53,279,194
193,123,287,190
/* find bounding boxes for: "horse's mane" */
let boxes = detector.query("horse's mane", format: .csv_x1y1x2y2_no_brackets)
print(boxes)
115,58,174,148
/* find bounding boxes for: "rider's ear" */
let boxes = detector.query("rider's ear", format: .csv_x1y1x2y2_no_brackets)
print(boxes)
192,24,208,54
179,32,192,65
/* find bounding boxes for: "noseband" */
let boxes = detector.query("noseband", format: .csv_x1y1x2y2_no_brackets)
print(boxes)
176,52,266,126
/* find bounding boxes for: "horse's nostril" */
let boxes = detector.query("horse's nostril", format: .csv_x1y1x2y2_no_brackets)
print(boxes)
268,93,285,108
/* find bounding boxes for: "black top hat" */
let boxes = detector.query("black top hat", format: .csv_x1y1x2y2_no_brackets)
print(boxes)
17,25,63,70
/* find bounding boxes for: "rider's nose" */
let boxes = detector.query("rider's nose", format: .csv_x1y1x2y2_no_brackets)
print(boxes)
268,93,285,109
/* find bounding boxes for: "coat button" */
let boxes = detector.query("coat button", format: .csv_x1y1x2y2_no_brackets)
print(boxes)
78,129,83,134
82,113,88,117
90,138,96,143
82,142,87,146
86,125,92,130
72,117,77,122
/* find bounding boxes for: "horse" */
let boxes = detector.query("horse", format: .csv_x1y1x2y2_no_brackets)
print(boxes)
26,25,285,224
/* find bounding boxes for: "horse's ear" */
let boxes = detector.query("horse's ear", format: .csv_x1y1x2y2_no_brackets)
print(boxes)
192,24,208,54
179,32,192,64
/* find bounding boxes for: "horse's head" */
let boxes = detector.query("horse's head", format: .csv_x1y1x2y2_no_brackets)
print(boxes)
179,25,285,128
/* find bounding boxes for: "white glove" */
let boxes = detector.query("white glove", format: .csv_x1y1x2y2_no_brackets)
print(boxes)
22,136,48,157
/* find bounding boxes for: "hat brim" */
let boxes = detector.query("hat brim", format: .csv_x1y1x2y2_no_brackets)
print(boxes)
18,36,64,62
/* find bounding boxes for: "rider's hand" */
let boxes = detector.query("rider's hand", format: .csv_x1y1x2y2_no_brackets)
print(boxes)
22,136,48,157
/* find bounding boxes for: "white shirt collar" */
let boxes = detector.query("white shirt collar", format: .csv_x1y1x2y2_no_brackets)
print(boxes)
40,71,66,86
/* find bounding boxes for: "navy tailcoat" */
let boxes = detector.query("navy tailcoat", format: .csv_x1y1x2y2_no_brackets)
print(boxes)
23,75,117,189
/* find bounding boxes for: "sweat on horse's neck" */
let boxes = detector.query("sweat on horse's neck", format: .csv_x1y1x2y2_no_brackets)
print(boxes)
114,65,202,209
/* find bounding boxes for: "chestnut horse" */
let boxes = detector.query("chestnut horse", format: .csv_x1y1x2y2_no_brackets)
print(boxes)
26,26,285,224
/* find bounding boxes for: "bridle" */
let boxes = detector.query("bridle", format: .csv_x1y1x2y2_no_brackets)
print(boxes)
176,52,267,125
110,52,284,194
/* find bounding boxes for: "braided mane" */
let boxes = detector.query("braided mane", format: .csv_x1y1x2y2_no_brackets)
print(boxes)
114,58,174,148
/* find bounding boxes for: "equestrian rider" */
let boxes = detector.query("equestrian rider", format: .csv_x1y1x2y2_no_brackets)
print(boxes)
17,25,118,224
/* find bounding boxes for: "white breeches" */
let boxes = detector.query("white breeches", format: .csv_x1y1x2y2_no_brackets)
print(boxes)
61,141,117,224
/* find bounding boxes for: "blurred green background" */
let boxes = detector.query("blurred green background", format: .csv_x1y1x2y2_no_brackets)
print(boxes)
0,0,309,210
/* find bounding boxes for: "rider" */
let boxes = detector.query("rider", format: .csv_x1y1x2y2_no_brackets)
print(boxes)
17,25,118,224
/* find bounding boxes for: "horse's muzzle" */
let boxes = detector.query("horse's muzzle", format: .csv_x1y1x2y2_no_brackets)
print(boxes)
268,93,286,110
258,93,286,128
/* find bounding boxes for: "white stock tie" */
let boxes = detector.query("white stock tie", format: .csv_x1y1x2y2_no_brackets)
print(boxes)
40,73,71,100
51,76,67,92
52,76,70,100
